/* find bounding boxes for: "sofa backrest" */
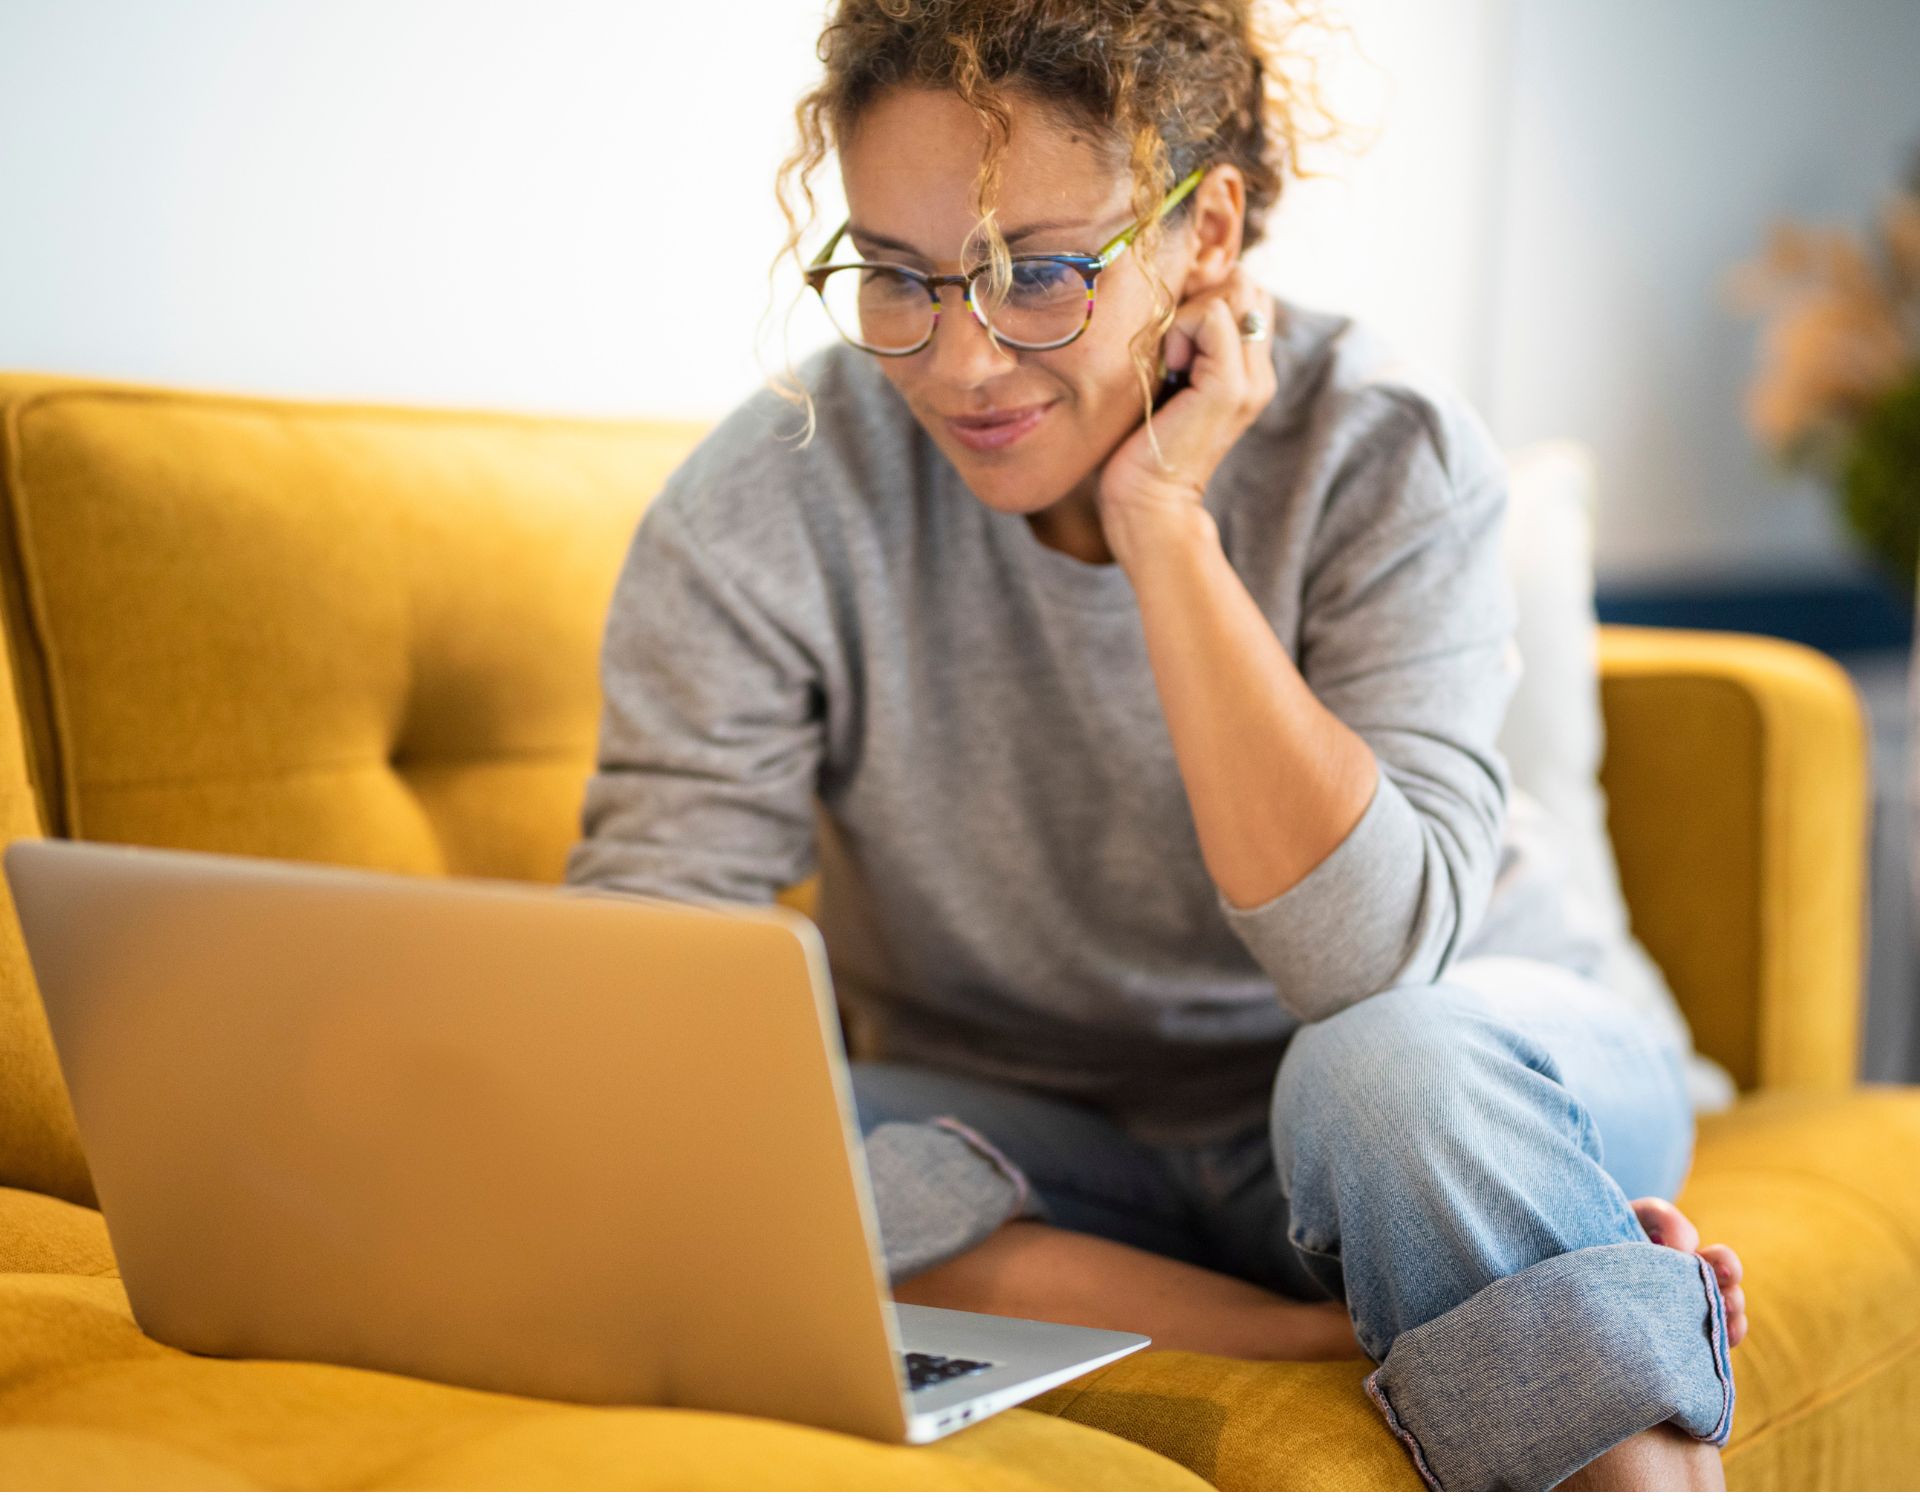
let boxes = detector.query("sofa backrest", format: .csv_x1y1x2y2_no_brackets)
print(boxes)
0,574,88,1205
0,376,710,870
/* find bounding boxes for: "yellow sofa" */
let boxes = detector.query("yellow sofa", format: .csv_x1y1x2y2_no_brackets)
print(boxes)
0,372,1913,1490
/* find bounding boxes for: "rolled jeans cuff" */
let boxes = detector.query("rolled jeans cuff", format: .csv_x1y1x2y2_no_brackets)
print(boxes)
863,1116,1043,1286
1361,1243,1736,1491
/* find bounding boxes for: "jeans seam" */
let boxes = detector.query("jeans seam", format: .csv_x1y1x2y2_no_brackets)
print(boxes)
1362,1367,1443,1490
1690,1247,1737,1445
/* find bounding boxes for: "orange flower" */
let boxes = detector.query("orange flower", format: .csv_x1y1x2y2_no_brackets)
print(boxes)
1745,293,1909,453
1726,202,1918,463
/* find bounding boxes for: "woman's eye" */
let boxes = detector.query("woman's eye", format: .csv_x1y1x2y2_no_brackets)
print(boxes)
1004,261,1081,309
858,268,921,299
1011,261,1069,290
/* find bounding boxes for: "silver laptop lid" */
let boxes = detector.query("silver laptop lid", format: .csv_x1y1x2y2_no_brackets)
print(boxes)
4,837,916,1442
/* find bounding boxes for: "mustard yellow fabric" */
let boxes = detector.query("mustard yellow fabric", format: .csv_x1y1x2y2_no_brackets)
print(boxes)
0,501,89,1205
0,1273,1210,1491
2,1087,1913,1488
0,1185,113,1275
1598,626,1869,1092
0,377,707,878
0,383,87,1202
0,371,1910,1490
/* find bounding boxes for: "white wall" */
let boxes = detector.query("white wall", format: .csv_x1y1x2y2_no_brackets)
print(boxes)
0,0,832,417
2,0,1915,584
1483,0,1920,584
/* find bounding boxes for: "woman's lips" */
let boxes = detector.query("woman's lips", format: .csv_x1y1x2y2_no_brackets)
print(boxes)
946,402,1054,452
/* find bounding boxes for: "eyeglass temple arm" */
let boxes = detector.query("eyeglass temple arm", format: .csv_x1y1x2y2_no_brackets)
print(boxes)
808,221,850,269
1095,166,1207,269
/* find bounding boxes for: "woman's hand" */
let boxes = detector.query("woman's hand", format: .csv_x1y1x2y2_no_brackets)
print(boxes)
1095,263,1279,545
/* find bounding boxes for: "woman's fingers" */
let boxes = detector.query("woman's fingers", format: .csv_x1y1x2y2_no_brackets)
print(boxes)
1162,264,1262,377
1164,320,1195,374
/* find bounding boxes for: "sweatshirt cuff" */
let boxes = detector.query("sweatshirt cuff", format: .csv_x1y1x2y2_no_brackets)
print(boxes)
1214,761,1428,1023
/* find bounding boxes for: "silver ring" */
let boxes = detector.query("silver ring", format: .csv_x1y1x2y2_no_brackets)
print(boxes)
1238,308,1270,343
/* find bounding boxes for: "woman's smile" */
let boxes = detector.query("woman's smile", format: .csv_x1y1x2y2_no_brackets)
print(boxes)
945,400,1057,452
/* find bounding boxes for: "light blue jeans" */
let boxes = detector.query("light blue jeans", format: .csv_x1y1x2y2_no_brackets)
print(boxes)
852,954,1736,1491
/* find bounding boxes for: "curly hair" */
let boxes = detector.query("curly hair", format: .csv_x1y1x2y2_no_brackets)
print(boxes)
759,0,1365,451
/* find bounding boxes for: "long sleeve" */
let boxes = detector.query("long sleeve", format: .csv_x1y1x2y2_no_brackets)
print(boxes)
1214,390,1520,1023
563,490,826,908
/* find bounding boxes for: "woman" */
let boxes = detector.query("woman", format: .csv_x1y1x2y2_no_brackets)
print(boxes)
565,0,1747,1489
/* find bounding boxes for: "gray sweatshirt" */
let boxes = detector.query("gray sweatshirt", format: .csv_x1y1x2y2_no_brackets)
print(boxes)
564,297,1675,1146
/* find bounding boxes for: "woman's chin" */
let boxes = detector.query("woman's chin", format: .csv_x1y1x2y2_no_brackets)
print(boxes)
948,459,1030,509
945,457,1082,518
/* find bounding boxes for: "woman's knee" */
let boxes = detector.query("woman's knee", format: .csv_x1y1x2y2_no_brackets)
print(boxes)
1269,981,1571,1165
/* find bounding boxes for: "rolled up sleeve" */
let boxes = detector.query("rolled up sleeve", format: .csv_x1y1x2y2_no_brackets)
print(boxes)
1215,392,1519,1023
563,490,826,908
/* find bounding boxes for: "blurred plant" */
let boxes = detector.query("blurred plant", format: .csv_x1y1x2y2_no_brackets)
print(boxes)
1723,142,1920,598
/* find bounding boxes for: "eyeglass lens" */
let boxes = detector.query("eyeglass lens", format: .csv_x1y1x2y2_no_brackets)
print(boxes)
815,259,1089,353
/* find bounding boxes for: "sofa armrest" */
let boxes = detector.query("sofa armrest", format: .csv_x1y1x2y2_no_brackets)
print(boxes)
1597,624,1869,1091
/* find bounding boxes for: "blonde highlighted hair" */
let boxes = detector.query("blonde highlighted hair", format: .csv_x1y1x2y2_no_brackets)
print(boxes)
759,0,1364,451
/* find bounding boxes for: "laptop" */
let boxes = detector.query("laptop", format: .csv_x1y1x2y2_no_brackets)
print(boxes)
3,836,1148,1444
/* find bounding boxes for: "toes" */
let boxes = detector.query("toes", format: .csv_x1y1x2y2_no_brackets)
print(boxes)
1630,1201,1748,1348
1700,1242,1744,1289
1631,1195,1701,1254
1720,1284,1748,1348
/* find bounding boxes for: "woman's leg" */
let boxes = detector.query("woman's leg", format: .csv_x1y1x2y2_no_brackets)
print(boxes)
850,1056,1213,1278
893,1219,1369,1361
850,1058,1357,1358
1260,956,1735,1492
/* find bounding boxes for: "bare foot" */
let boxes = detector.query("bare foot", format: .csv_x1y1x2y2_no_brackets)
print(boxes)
1630,1196,1747,1348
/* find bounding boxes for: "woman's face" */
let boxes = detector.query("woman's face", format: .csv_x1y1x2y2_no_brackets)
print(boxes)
836,86,1210,518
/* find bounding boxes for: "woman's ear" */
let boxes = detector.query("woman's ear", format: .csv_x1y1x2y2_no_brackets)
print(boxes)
1181,164,1248,292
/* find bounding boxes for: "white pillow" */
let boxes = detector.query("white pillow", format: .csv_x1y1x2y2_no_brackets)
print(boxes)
1498,440,1738,1114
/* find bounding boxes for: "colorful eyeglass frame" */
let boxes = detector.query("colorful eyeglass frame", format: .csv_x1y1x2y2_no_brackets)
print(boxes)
804,165,1207,354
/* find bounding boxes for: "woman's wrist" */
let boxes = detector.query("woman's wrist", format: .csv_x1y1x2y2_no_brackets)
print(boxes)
1105,498,1219,579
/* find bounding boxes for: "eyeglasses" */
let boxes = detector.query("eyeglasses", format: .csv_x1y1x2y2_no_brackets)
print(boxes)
804,166,1206,356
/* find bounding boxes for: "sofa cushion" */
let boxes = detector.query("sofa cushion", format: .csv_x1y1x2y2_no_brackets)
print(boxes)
0,1271,1210,1490
1022,1086,1920,1490
0,1186,112,1275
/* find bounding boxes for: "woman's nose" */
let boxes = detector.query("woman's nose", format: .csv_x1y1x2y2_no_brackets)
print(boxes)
924,282,1019,385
